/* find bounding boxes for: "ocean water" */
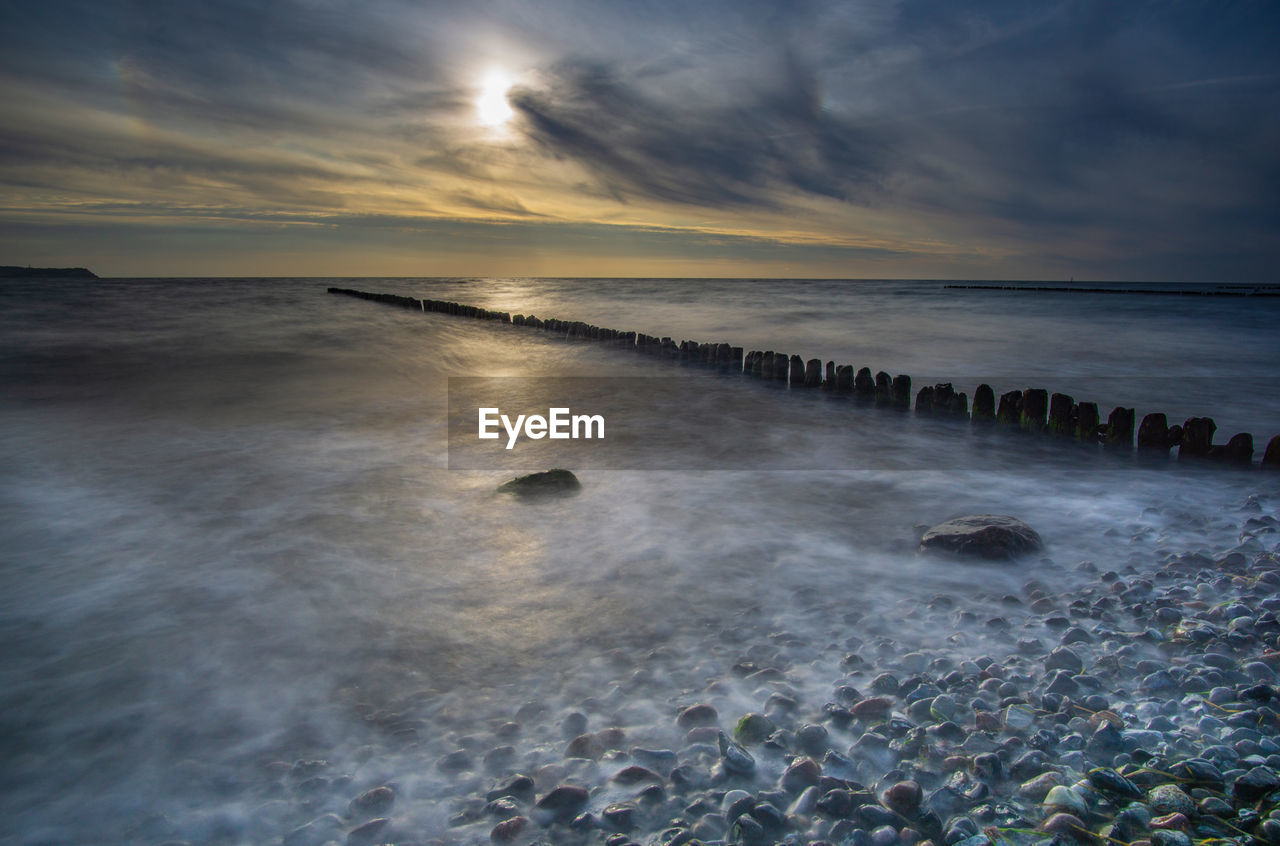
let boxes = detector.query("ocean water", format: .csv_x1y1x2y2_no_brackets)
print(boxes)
1,276,1278,844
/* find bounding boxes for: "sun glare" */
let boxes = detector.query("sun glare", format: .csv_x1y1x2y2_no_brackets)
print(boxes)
476,69,515,127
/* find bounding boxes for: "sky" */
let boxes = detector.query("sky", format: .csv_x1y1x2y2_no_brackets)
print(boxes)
0,0,1277,280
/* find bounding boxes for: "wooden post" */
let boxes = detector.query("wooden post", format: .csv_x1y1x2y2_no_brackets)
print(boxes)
1021,388,1048,432
1137,413,1169,451
996,390,1023,425
1047,393,1075,435
1208,433,1254,465
933,383,956,413
1179,417,1216,459
789,355,805,386
892,375,912,409
875,371,892,405
1263,435,1280,470
804,358,822,387
854,367,875,398
973,384,996,421
836,365,854,392
1075,402,1100,441
1105,407,1134,447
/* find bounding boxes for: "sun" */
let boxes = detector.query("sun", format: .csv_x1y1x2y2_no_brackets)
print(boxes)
476,68,515,127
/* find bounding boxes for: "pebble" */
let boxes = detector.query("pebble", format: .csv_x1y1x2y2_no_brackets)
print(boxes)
1043,785,1087,816
852,697,895,721
781,758,821,793
884,780,922,814
348,786,394,817
489,816,529,843
1004,704,1035,730
345,817,388,846
676,703,718,729
1147,784,1195,816
532,785,589,825
718,731,757,775
735,712,776,744
1040,812,1089,838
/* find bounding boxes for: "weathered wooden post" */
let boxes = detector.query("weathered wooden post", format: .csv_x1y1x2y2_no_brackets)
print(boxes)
1209,433,1254,466
892,375,912,409
1021,389,1048,432
804,358,822,387
836,365,854,393
1264,435,1280,470
789,355,806,386
773,353,790,381
973,384,996,422
1138,413,1169,451
1048,393,1075,435
761,351,775,378
824,361,835,389
933,383,956,413
854,367,875,398
996,390,1023,425
1075,402,1100,441
916,385,935,413
1179,417,1216,459
875,371,892,405
1105,407,1134,447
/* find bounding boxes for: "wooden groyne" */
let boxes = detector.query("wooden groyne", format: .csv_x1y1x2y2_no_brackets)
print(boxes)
327,286,1280,470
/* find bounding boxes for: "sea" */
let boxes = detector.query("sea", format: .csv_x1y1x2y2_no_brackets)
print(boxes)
1,276,1278,844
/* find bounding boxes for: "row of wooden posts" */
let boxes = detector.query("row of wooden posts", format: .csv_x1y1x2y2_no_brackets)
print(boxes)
327,287,1280,469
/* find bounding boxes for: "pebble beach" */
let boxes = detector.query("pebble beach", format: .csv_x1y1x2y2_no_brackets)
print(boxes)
245,491,1280,846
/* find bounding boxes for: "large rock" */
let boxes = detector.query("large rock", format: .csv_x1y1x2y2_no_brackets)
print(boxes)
919,515,1043,560
498,469,581,499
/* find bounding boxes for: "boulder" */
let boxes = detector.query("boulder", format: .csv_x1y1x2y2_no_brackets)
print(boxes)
498,469,581,499
920,515,1043,561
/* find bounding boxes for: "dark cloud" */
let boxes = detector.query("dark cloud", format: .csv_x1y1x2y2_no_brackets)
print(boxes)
509,56,893,209
0,0,1277,278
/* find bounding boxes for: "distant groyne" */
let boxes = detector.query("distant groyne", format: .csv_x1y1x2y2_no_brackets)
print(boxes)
328,286,1280,470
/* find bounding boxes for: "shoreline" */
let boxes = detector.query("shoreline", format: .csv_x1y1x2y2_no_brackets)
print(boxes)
251,490,1280,846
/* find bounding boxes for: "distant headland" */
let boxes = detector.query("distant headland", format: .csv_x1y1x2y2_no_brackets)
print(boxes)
0,266,98,279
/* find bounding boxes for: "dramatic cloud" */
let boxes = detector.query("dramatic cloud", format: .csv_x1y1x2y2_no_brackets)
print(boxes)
509,56,893,209
0,0,1277,278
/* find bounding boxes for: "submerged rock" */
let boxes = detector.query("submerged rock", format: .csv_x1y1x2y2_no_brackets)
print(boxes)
497,469,581,499
919,515,1044,560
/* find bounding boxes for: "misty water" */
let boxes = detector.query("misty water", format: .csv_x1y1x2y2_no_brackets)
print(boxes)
1,277,1278,844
